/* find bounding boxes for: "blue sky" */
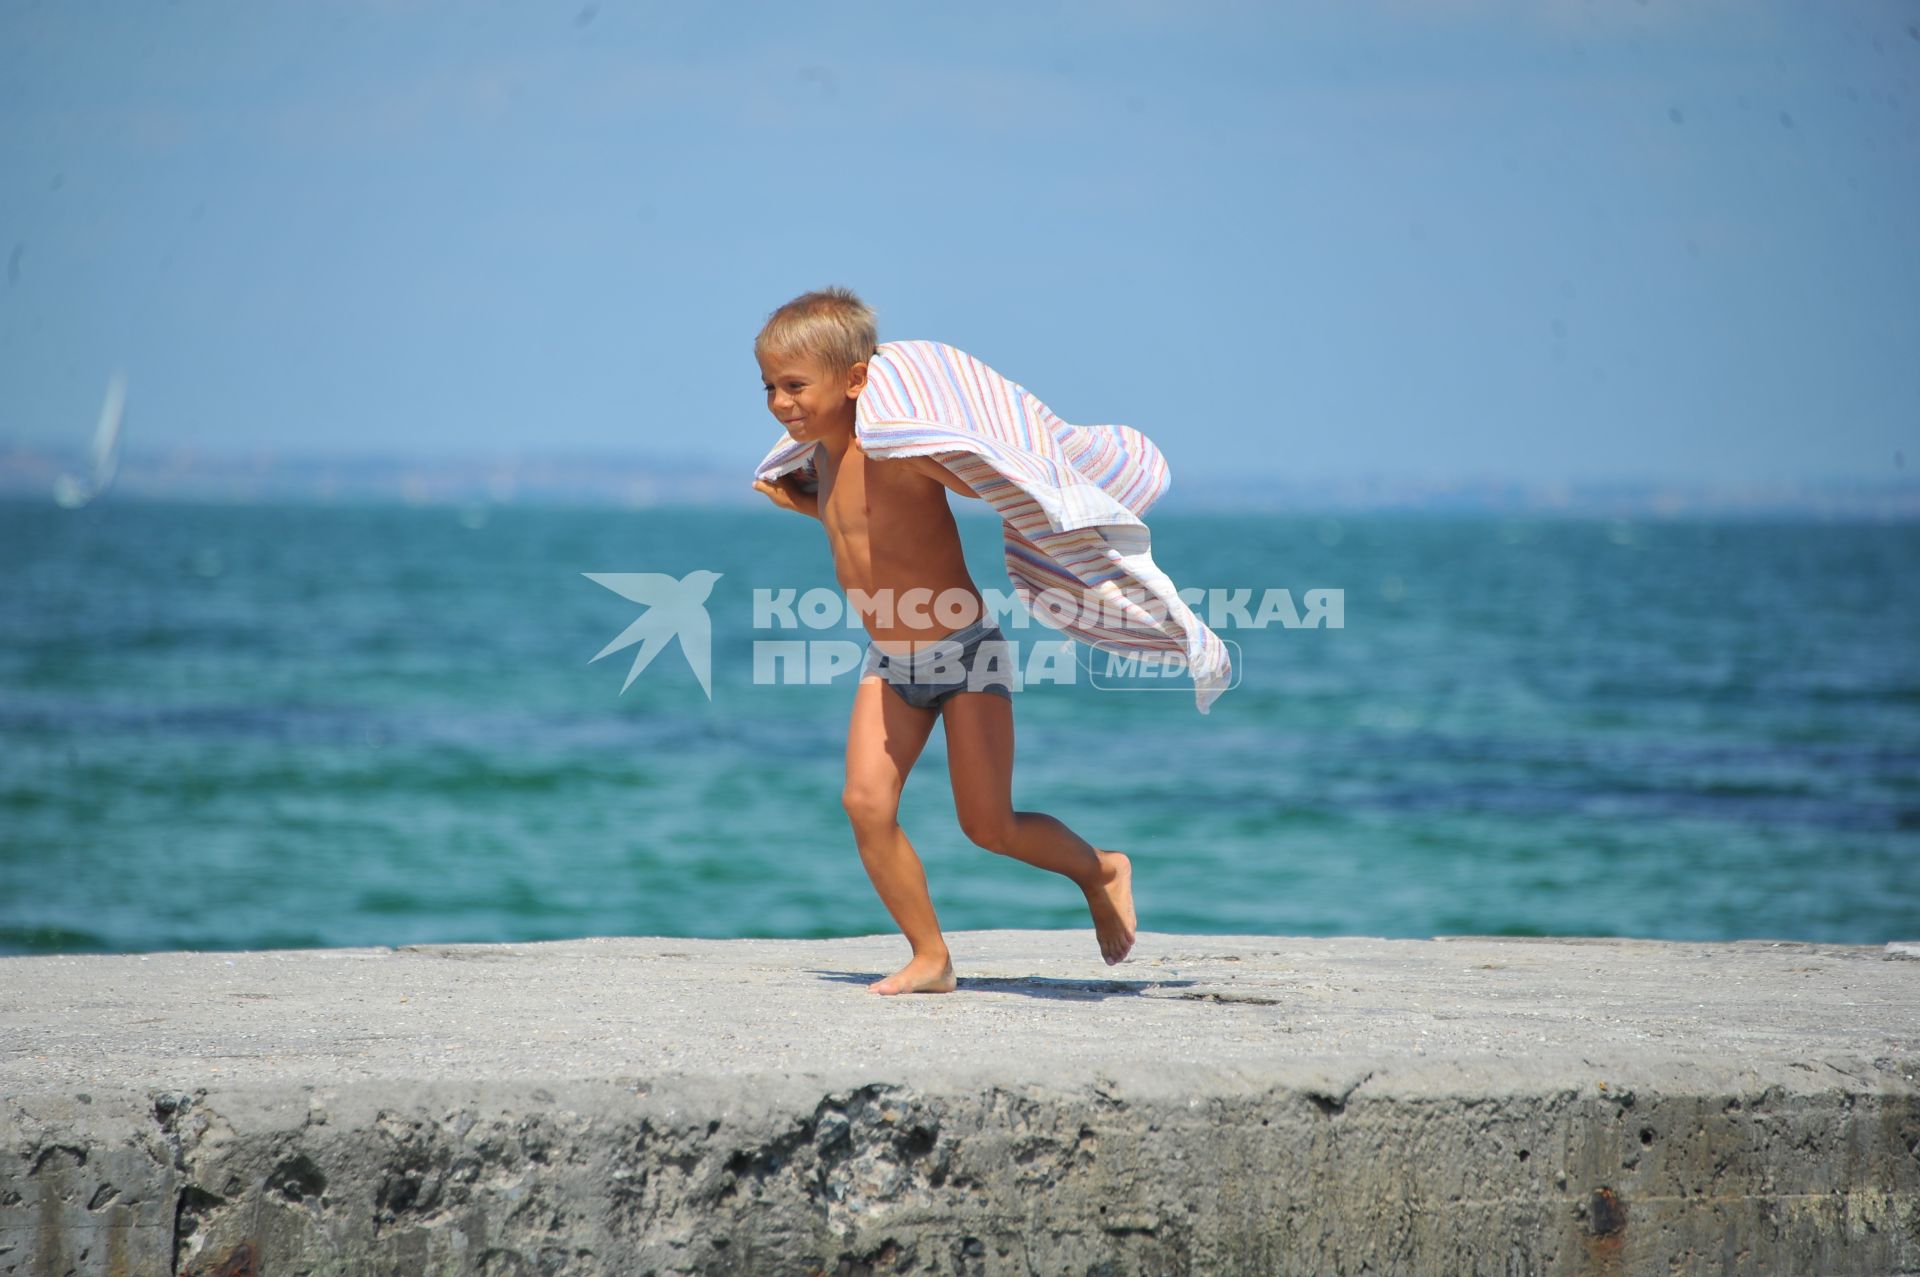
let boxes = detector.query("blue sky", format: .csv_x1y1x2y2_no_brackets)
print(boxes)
2,0,1914,486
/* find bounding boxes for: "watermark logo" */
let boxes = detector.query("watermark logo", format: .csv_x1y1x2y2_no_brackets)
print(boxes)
748,585,1342,634
589,578,1339,697
1082,638,1246,694
584,570,721,698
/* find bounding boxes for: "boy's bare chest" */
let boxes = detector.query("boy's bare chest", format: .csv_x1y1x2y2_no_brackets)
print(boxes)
817,450,956,557
819,455,891,546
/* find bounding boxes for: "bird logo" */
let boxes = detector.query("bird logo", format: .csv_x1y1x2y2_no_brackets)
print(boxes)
584,569,722,698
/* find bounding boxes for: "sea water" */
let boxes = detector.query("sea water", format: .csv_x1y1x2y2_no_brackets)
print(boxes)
2,499,1914,955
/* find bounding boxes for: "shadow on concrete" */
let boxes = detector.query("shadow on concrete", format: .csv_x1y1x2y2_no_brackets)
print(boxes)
807,970,1198,1000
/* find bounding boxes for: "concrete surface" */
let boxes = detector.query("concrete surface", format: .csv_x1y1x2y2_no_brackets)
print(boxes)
2,929,1917,1276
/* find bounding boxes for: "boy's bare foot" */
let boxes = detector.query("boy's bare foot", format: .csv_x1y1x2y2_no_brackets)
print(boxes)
1085,850,1137,965
869,951,956,995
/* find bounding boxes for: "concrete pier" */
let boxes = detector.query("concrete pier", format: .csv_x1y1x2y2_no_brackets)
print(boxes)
2,929,1916,1276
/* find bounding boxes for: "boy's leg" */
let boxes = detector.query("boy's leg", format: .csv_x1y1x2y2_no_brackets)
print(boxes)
940,691,1138,965
845,675,955,994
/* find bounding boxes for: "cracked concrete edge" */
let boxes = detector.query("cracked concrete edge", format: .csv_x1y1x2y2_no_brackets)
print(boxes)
8,1044,1920,1136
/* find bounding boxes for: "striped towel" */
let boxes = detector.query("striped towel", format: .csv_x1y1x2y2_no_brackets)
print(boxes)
753,339,1232,713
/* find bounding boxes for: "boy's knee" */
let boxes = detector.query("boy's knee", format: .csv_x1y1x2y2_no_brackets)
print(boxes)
958,810,1016,854
841,783,899,830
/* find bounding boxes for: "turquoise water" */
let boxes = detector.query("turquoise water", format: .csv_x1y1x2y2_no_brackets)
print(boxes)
2,499,1915,956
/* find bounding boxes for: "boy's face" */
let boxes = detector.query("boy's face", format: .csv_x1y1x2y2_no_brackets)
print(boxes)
759,349,867,445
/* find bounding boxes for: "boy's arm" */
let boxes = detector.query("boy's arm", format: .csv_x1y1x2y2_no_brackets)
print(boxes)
899,453,980,499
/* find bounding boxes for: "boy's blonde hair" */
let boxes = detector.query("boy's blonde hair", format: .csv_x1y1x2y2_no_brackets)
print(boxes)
755,286,878,374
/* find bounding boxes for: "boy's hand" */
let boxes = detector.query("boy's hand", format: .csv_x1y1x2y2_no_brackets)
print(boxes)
752,473,819,518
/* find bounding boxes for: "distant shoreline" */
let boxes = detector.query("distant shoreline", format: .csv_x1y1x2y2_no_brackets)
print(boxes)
2,444,1915,519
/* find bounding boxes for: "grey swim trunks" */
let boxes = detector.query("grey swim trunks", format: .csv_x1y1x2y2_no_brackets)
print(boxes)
861,616,1016,710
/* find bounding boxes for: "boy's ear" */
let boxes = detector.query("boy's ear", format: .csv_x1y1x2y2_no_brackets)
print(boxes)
844,360,868,399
